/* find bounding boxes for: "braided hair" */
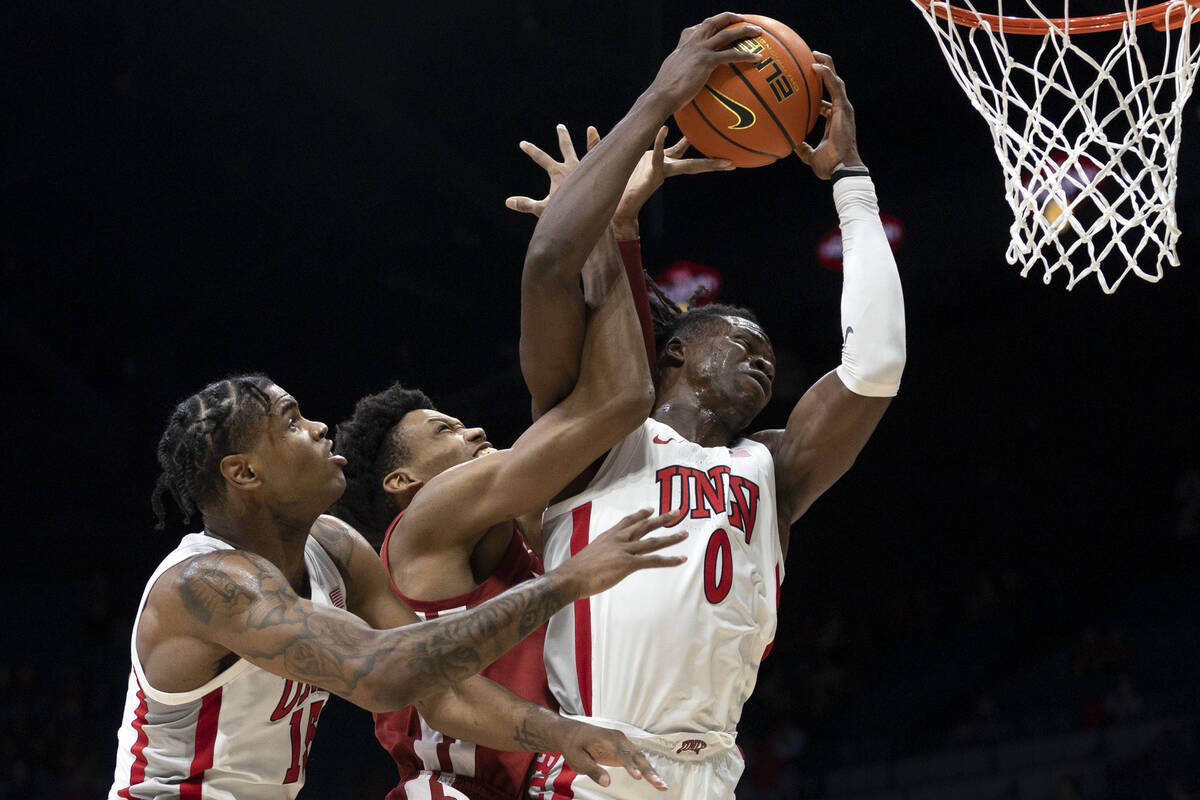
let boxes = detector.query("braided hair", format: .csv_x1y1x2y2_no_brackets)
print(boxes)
151,375,275,529
329,383,435,549
645,274,760,367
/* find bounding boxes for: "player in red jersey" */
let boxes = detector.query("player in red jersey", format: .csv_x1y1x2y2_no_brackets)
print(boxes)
331,130,727,799
327,25,751,800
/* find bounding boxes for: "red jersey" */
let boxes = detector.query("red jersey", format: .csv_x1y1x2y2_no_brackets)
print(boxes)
374,518,555,800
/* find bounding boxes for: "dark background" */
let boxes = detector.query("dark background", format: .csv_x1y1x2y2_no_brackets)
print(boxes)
3,2,1199,798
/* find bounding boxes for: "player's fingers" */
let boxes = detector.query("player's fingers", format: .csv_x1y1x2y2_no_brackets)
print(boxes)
664,134,691,159
604,507,657,539
622,745,668,791
698,12,748,37
555,123,579,163
794,142,814,164
708,24,762,55
586,125,601,151
667,157,734,176
504,196,543,216
519,140,559,171
819,100,833,118
811,52,849,100
629,530,689,554
575,749,611,788
634,554,689,569
625,507,687,540
651,126,669,171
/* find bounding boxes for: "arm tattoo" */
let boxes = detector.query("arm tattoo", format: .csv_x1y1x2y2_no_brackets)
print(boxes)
512,716,554,752
177,549,570,703
178,554,255,623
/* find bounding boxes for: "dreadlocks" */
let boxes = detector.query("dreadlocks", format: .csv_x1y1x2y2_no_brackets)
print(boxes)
151,375,275,529
329,383,435,549
645,274,760,365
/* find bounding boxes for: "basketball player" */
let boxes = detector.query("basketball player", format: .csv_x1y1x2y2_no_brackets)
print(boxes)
108,375,690,798
511,18,907,799
329,134,730,799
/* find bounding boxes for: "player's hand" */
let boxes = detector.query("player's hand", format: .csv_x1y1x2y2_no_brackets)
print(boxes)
553,508,687,600
611,125,734,240
558,721,669,791
649,13,764,111
794,52,863,179
505,124,600,217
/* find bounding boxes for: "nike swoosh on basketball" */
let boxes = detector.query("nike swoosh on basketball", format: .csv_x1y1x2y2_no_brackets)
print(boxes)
652,434,675,445
705,85,756,130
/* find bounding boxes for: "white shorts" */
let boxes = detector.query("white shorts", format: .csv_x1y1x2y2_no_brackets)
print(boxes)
527,719,743,800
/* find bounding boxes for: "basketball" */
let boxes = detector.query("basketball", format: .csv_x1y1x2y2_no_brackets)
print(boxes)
674,15,824,168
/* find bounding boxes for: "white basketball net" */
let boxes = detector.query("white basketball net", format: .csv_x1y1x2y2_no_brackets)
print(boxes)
912,1,1200,291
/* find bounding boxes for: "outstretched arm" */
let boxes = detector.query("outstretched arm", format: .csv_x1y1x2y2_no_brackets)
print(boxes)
511,125,733,408
514,13,761,412
413,679,669,791
324,517,669,790
144,510,686,713
754,53,906,559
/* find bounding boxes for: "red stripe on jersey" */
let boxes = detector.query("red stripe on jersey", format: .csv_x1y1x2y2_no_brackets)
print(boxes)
116,676,149,798
552,758,580,799
569,502,593,717
430,778,447,799
763,562,783,661
180,686,222,798
436,736,455,773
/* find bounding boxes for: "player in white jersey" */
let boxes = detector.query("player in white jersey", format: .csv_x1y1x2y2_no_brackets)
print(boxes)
109,375,694,799
111,532,347,799
510,15,907,798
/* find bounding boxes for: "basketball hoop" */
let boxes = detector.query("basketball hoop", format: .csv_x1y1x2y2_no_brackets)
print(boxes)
910,0,1200,292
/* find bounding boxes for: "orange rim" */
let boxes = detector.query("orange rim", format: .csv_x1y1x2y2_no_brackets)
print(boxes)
912,0,1200,33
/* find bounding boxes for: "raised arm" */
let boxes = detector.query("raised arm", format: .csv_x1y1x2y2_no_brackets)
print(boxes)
753,53,906,559
513,13,761,412
399,225,654,543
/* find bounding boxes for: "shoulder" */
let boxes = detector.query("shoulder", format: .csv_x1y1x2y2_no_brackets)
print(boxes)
149,548,285,629
312,514,379,581
748,427,784,453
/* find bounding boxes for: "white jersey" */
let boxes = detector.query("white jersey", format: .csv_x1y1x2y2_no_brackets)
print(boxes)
542,418,783,736
109,532,348,800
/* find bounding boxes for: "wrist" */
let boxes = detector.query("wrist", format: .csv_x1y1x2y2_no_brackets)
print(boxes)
831,161,870,184
543,565,582,603
612,217,640,241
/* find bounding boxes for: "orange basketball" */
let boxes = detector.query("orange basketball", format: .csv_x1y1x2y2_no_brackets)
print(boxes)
674,15,823,168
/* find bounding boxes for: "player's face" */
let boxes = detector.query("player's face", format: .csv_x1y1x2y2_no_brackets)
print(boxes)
245,384,347,511
394,409,495,482
686,316,776,426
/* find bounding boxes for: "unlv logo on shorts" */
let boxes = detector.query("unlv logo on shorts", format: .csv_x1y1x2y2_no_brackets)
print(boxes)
676,739,708,755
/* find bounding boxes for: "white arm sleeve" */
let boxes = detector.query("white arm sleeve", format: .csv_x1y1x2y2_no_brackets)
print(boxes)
832,175,906,397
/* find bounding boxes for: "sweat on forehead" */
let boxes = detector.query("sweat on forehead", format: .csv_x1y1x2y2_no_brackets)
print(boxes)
674,308,765,342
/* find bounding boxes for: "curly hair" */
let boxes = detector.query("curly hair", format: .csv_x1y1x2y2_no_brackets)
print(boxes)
329,383,435,549
151,374,275,529
646,276,761,365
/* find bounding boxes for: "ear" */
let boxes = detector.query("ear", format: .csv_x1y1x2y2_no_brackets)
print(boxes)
661,336,687,368
382,467,425,511
219,453,261,493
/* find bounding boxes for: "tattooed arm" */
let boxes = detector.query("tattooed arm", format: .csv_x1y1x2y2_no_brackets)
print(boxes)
413,680,666,789
309,514,666,788
135,508,686,713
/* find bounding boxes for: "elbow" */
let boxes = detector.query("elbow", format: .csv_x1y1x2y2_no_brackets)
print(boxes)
609,375,655,427
522,235,568,284
353,673,416,713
